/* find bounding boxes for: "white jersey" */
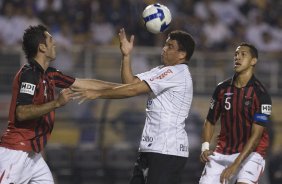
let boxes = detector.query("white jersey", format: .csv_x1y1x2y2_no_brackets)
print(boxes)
136,64,193,157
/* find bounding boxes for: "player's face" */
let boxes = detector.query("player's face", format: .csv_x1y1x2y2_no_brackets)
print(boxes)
44,31,56,61
233,46,256,73
161,38,185,66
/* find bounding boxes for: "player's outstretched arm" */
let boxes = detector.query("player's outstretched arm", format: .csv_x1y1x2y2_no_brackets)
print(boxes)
16,88,73,121
220,123,264,183
72,78,121,90
73,81,150,104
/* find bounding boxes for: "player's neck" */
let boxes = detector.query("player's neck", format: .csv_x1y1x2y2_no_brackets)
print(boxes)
34,55,51,71
235,70,253,88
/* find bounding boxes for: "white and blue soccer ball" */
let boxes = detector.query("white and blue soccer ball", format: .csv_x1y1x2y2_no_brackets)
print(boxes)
142,3,172,34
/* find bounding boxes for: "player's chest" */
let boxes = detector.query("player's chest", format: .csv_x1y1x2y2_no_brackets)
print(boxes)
34,75,55,102
219,88,255,111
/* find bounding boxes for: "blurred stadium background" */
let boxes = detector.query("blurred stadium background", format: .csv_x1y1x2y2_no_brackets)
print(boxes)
0,0,281,183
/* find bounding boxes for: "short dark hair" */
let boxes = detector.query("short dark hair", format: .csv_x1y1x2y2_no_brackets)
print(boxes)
22,25,48,60
239,42,258,59
168,30,195,61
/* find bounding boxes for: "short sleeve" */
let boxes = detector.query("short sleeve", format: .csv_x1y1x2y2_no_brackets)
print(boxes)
47,68,75,88
253,91,272,127
17,69,39,105
207,84,222,124
142,67,181,96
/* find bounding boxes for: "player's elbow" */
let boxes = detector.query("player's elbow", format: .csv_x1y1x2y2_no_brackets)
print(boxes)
15,106,27,121
122,76,140,84
126,88,140,97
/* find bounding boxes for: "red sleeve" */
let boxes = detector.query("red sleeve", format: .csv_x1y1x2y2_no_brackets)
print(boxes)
17,66,39,105
48,68,75,88
207,85,222,124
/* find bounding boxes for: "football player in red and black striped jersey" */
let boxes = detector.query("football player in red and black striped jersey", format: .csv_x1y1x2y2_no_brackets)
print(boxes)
199,43,272,184
0,25,119,184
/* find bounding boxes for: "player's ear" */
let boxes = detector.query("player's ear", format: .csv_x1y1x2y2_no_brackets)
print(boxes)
251,58,257,66
38,43,47,53
178,51,186,60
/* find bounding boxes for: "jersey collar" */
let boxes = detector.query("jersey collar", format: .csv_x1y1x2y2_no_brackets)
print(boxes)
230,73,256,87
28,59,45,73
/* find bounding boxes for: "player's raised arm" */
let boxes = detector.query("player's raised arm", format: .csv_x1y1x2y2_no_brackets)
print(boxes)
119,28,134,57
118,28,140,84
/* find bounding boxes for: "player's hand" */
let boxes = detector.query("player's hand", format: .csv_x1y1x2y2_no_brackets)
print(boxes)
118,28,134,56
72,88,100,104
56,88,74,107
200,150,214,163
220,163,239,184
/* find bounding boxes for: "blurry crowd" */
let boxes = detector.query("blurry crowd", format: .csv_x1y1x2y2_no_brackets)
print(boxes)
0,0,281,52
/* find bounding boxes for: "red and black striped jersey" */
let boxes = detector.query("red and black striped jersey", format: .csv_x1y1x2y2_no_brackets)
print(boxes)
207,74,271,157
0,59,75,153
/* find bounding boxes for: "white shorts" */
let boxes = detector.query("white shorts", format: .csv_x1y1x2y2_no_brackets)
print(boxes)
199,152,265,184
0,147,54,184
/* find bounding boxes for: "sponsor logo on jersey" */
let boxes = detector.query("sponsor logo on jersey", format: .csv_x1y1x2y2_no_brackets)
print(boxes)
142,136,153,142
244,96,252,106
224,92,233,96
147,99,152,107
245,101,251,106
180,144,188,152
210,98,215,109
20,82,36,95
261,104,271,115
150,69,173,81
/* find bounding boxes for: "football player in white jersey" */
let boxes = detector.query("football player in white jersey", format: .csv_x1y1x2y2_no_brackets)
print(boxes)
74,28,196,184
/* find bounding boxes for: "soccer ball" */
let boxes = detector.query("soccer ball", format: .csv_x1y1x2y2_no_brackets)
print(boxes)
142,3,172,34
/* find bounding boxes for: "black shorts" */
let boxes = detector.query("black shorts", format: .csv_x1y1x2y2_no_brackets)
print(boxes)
130,152,187,184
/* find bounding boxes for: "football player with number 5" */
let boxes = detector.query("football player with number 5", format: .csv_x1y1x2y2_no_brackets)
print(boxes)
199,43,272,184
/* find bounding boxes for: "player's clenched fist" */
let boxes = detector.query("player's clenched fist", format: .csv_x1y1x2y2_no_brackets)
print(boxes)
200,150,214,163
